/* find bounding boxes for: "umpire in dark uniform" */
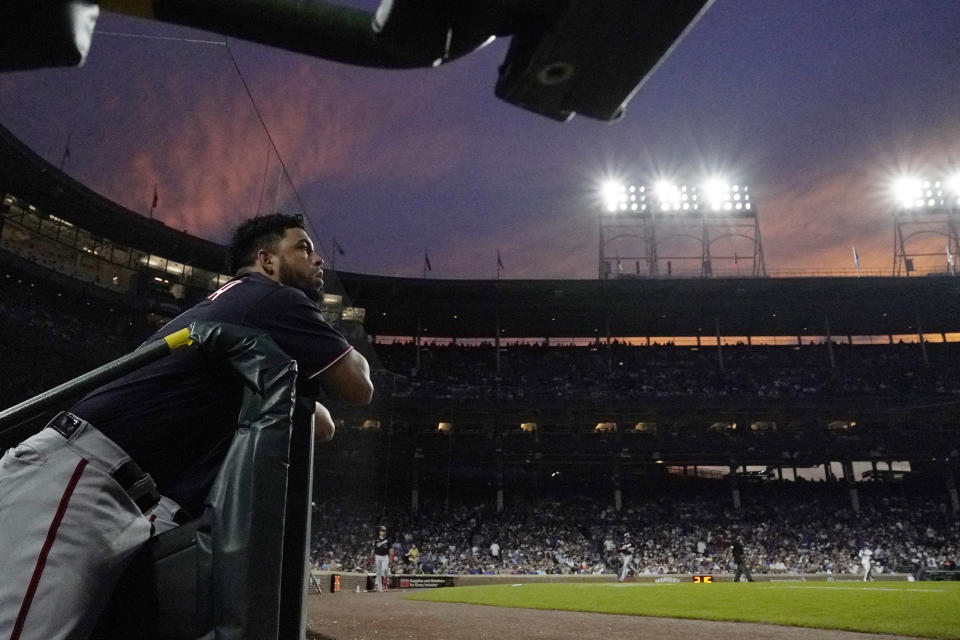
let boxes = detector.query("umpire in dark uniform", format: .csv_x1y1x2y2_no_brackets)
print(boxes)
0,213,373,640
732,539,755,582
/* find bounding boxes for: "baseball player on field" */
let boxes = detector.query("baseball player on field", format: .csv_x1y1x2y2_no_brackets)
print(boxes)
373,525,391,592
617,532,636,582
859,544,874,581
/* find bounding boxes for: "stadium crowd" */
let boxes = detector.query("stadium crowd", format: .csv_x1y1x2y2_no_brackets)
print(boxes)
0,268,137,409
310,484,959,578
3,259,959,584
5,259,960,411
374,341,960,404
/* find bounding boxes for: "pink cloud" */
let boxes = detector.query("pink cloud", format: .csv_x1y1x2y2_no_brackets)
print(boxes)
72,57,475,242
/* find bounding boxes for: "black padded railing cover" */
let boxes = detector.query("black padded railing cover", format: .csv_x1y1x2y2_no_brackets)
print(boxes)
84,321,313,639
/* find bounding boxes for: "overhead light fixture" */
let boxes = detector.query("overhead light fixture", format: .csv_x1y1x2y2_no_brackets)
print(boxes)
601,180,626,212
892,176,923,209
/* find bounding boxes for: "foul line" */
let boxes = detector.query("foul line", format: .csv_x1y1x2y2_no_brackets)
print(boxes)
766,585,946,593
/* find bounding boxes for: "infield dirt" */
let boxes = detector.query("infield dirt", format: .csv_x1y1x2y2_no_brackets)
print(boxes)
306,589,921,640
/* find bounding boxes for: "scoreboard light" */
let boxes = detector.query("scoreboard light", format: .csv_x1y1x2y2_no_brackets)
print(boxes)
692,575,713,583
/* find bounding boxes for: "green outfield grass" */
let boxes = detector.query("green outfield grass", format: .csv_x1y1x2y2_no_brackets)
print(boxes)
407,581,960,638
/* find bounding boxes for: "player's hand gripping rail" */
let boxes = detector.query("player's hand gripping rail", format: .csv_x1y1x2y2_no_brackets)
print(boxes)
0,327,194,435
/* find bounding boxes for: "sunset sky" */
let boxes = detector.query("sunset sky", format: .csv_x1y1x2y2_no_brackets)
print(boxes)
1,0,959,279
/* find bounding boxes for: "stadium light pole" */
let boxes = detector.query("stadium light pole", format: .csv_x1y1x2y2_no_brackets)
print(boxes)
597,180,652,278
891,175,960,276
596,176,764,278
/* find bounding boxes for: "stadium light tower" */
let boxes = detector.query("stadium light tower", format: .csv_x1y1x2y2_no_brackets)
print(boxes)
597,176,765,279
890,175,960,276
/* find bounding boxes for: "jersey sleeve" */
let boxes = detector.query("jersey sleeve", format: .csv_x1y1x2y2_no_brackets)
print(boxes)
247,286,354,380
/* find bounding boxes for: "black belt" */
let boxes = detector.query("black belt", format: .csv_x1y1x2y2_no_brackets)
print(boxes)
49,411,162,514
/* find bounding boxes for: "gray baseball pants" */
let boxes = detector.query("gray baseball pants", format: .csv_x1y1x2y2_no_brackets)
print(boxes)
0,421,153,640
374,554,390,591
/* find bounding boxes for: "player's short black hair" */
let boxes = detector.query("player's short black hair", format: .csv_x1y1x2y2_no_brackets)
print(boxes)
228,213,306,275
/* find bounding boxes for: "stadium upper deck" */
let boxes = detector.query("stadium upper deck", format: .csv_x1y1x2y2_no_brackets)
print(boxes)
335,271,960,341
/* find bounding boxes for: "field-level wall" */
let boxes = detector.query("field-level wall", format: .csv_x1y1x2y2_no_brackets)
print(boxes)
311,571,915,593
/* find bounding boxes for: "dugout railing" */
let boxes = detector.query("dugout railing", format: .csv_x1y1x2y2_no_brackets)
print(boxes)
0,321,315,640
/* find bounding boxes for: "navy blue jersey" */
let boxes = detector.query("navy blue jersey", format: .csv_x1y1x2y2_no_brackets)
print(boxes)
71,273,352,512
374,537,390,556
732,542,745,562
